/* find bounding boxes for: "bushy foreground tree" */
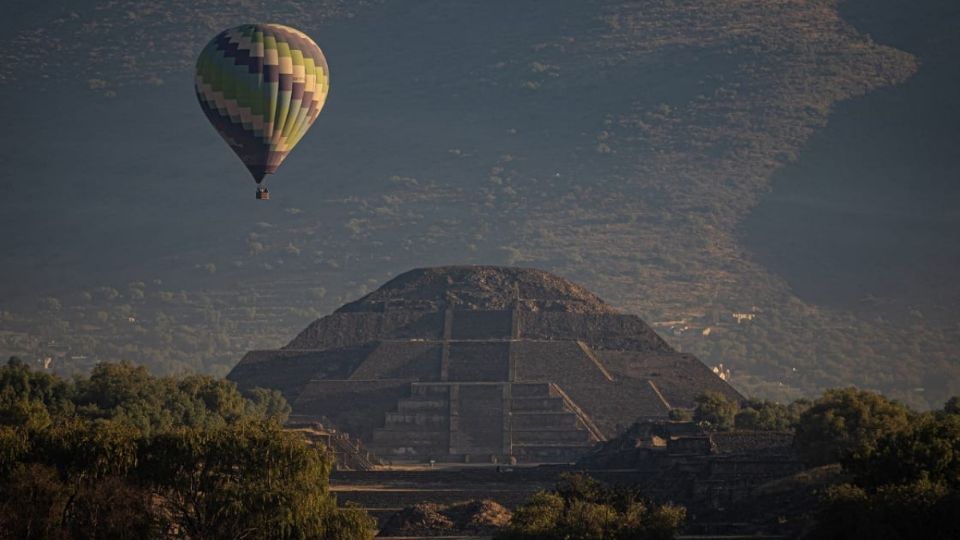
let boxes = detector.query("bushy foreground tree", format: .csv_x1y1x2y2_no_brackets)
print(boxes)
793,387,912,466
811,480,960,540
804,396,960,540
496,474,685,540
684,387,960,538
690,391,809,432
0,358,374,540
139,423,373,540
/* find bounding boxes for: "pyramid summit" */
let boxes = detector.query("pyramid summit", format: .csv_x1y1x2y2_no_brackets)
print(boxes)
334,266,616,314
228,266,741,463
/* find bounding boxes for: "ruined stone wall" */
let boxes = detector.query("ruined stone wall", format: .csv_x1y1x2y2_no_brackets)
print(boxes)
370,384,451,459
293,379,412,441
647,354,744,405
600,351,743,407
451,385,504,455
573,381,672,436
349,341,442,381
513,341,610,385
517,312,670,351
228,346,375,400
450,310,513,340
511,340,670,435
448,342,511,382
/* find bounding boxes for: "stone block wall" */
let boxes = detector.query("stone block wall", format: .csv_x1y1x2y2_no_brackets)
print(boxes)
513,340,610,385
517,312,670,351
450,310,514,340
293,379,412,441
368,381,599,463
600,351,744,407
349,341,442,381
447,342,511,382
228,346,374,400
451,384,504,455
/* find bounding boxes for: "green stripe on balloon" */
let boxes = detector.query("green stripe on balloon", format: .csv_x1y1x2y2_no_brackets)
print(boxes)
196,23,329,186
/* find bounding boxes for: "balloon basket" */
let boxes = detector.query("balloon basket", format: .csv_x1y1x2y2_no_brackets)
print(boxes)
256,189,270,200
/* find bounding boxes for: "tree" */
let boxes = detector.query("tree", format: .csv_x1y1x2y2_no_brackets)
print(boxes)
0,463,68,540
0,426,30,478
64,474,156,540
0,461,156,540
503,491,565,538
944,396,960,416
71,362,286,434
0,398,52,432
794,388,912,466
0,362,375,540
0,357,74,418
34,419,140,488
806,394,960,540
245,387,292,423
1,419,145,540
808,481,960,540
847,413,960,490
734,398,810,431
497,474,685,540
693,391,739,431
74,362,157,416
176,374,246,423
138,422,374,540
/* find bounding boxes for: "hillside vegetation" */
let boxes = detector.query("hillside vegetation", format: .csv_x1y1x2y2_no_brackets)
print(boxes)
0,0,956,408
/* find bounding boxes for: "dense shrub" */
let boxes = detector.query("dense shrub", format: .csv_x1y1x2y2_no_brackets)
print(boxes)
497,474,685,540
794,387,912,466
805,397,960,539
0,359,374,540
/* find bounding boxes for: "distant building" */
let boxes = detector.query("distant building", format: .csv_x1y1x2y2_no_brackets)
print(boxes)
579,421,803,514
712,363,731,381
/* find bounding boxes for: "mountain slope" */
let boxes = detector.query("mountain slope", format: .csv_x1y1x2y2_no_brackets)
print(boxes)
0,0,956,408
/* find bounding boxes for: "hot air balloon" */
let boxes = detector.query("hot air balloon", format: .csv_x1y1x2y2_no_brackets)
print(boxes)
195,24,329,200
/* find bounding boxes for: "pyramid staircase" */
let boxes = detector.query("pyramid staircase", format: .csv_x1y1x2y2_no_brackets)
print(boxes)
369,381,601,463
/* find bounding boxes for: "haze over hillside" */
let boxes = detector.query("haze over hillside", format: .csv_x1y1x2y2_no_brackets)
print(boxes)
0,0,957,408
745,0,960,317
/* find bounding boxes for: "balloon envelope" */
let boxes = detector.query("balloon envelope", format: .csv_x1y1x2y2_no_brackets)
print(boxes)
195,24,329,183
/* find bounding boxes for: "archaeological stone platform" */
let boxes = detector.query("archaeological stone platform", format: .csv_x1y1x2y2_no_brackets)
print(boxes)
228,266,742,463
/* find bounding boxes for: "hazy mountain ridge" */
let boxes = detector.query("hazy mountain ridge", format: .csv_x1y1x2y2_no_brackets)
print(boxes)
0,0,381,92
0,0,956,408
745,0,960,318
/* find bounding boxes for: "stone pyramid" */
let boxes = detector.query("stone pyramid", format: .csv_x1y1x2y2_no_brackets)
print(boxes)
228,266,742,463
